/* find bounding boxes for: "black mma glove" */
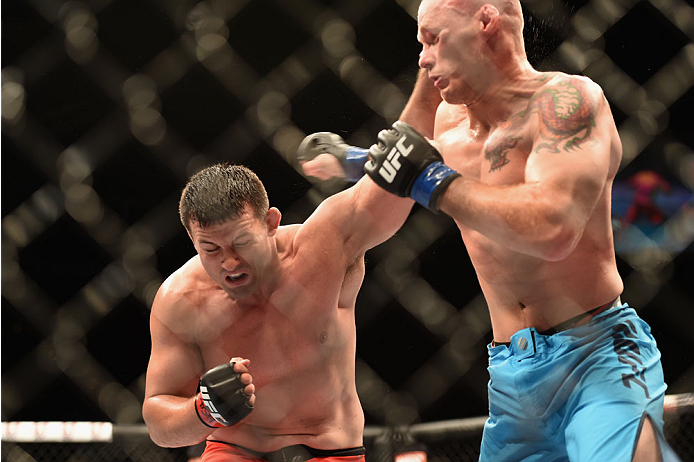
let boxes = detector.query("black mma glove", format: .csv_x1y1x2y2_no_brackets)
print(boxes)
296,132,368,183
364,121,460,212
194,361,253,428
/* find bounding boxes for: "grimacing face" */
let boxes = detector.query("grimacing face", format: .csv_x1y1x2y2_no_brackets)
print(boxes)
417,0,491,105
188,207,279,300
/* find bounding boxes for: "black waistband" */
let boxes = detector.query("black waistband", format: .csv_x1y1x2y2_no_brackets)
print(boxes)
538,297,620,336
209,441,366,462
493,297,621,347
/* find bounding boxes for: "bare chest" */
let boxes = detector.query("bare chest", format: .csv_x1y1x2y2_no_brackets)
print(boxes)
436,118,532,186
434,110,542,281
195,271,354,385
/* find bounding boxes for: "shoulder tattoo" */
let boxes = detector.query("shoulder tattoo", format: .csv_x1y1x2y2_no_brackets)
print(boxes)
527,80,598,153
484,79,599,173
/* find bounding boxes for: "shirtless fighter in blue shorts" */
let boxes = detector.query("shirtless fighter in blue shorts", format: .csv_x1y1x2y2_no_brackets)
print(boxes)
297,0,681,460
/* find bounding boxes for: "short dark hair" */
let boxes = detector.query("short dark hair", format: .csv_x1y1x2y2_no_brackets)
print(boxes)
179,163,269,231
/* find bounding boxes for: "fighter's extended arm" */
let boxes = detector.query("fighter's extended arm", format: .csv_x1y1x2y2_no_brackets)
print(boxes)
142,280,254,447
437,77,615,261
296,70,441,258
298,70,440,183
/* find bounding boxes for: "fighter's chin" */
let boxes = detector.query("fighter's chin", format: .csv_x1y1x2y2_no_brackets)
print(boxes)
440,89,466,105
442,86,479,106
223,285,255,301
440,90,460,104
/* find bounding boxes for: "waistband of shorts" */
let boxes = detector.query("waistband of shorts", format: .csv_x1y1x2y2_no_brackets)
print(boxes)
207,440,366,461
539,296,621,336
492,296,622,347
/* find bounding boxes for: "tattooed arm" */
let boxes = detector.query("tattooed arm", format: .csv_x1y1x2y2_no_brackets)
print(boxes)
438,76,620,261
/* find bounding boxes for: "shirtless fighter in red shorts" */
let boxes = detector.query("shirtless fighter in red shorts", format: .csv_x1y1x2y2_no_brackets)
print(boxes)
142,163,415,462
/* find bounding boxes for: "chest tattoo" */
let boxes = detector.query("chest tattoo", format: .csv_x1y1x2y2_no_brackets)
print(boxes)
485,135,521,172
484,80,597,173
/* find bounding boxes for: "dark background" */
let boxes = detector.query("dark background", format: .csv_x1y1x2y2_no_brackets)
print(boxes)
2,0,693,430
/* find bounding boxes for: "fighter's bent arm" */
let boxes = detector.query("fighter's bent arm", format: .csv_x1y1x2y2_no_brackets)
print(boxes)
142,278,254,447
142,283,210,446
438,77,617,261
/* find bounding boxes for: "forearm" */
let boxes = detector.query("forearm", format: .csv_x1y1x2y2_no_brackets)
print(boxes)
299,71,439,184
399,69,441,138
438,178,583,261
143,395,212,448
329,176,414,255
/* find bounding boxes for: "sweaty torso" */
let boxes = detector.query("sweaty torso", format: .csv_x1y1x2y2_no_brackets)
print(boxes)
434,72,624,341
168,226,365,451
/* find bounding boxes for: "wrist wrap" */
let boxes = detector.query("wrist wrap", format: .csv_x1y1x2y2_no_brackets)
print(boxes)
194,361,253,428
296,132,368,183
341,147,369,182
410,161,461,211
195,388,225,428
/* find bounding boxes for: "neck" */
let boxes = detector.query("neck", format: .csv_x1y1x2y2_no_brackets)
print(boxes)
465,58,541,128
232,267,281,310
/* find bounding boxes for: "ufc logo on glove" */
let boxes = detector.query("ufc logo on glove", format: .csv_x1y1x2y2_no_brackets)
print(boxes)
379,135,414,183
199,385,230,425
365,121,460,212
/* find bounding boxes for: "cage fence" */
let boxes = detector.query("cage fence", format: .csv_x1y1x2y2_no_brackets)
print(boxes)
2,0,694,461
2,393,692,462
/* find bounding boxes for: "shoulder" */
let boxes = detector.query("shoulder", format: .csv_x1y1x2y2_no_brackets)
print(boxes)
534,72,605,110
151,256,211,333
275,221,337,269
156,256,204,302
275,223,302,258
281,202,351,266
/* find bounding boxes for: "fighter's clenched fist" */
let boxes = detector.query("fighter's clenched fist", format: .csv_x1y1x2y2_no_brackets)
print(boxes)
364,121,460,212
195,358,255,428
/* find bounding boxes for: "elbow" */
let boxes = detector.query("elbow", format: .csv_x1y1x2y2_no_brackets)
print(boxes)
142,402,171,448
142,396,205,449
529,198,586,261
538,224,582,262
145,422,179,449
146,426,168,448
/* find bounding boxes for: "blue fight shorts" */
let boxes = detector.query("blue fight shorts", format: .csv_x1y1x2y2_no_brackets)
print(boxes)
480,301,679,462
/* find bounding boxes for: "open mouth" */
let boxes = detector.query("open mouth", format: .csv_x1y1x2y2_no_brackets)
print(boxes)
225,273,249,285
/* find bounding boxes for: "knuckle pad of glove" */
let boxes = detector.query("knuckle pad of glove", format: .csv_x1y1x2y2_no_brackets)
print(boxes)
297,132,346,163
364,145,388,185
201,363,253,425
395,121,443,164
368,142,386,158
366,120,445,198
377,127,399,146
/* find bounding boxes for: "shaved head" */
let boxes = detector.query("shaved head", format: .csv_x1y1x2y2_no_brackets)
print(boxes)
416,0,530,104
419,0,523,31
418,0,526,54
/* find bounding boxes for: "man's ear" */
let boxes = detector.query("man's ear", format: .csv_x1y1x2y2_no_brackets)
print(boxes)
185,225,200,253
266,207,281,236
479,4,500,36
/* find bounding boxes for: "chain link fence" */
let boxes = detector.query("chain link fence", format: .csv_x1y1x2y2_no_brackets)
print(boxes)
2,0,693,457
